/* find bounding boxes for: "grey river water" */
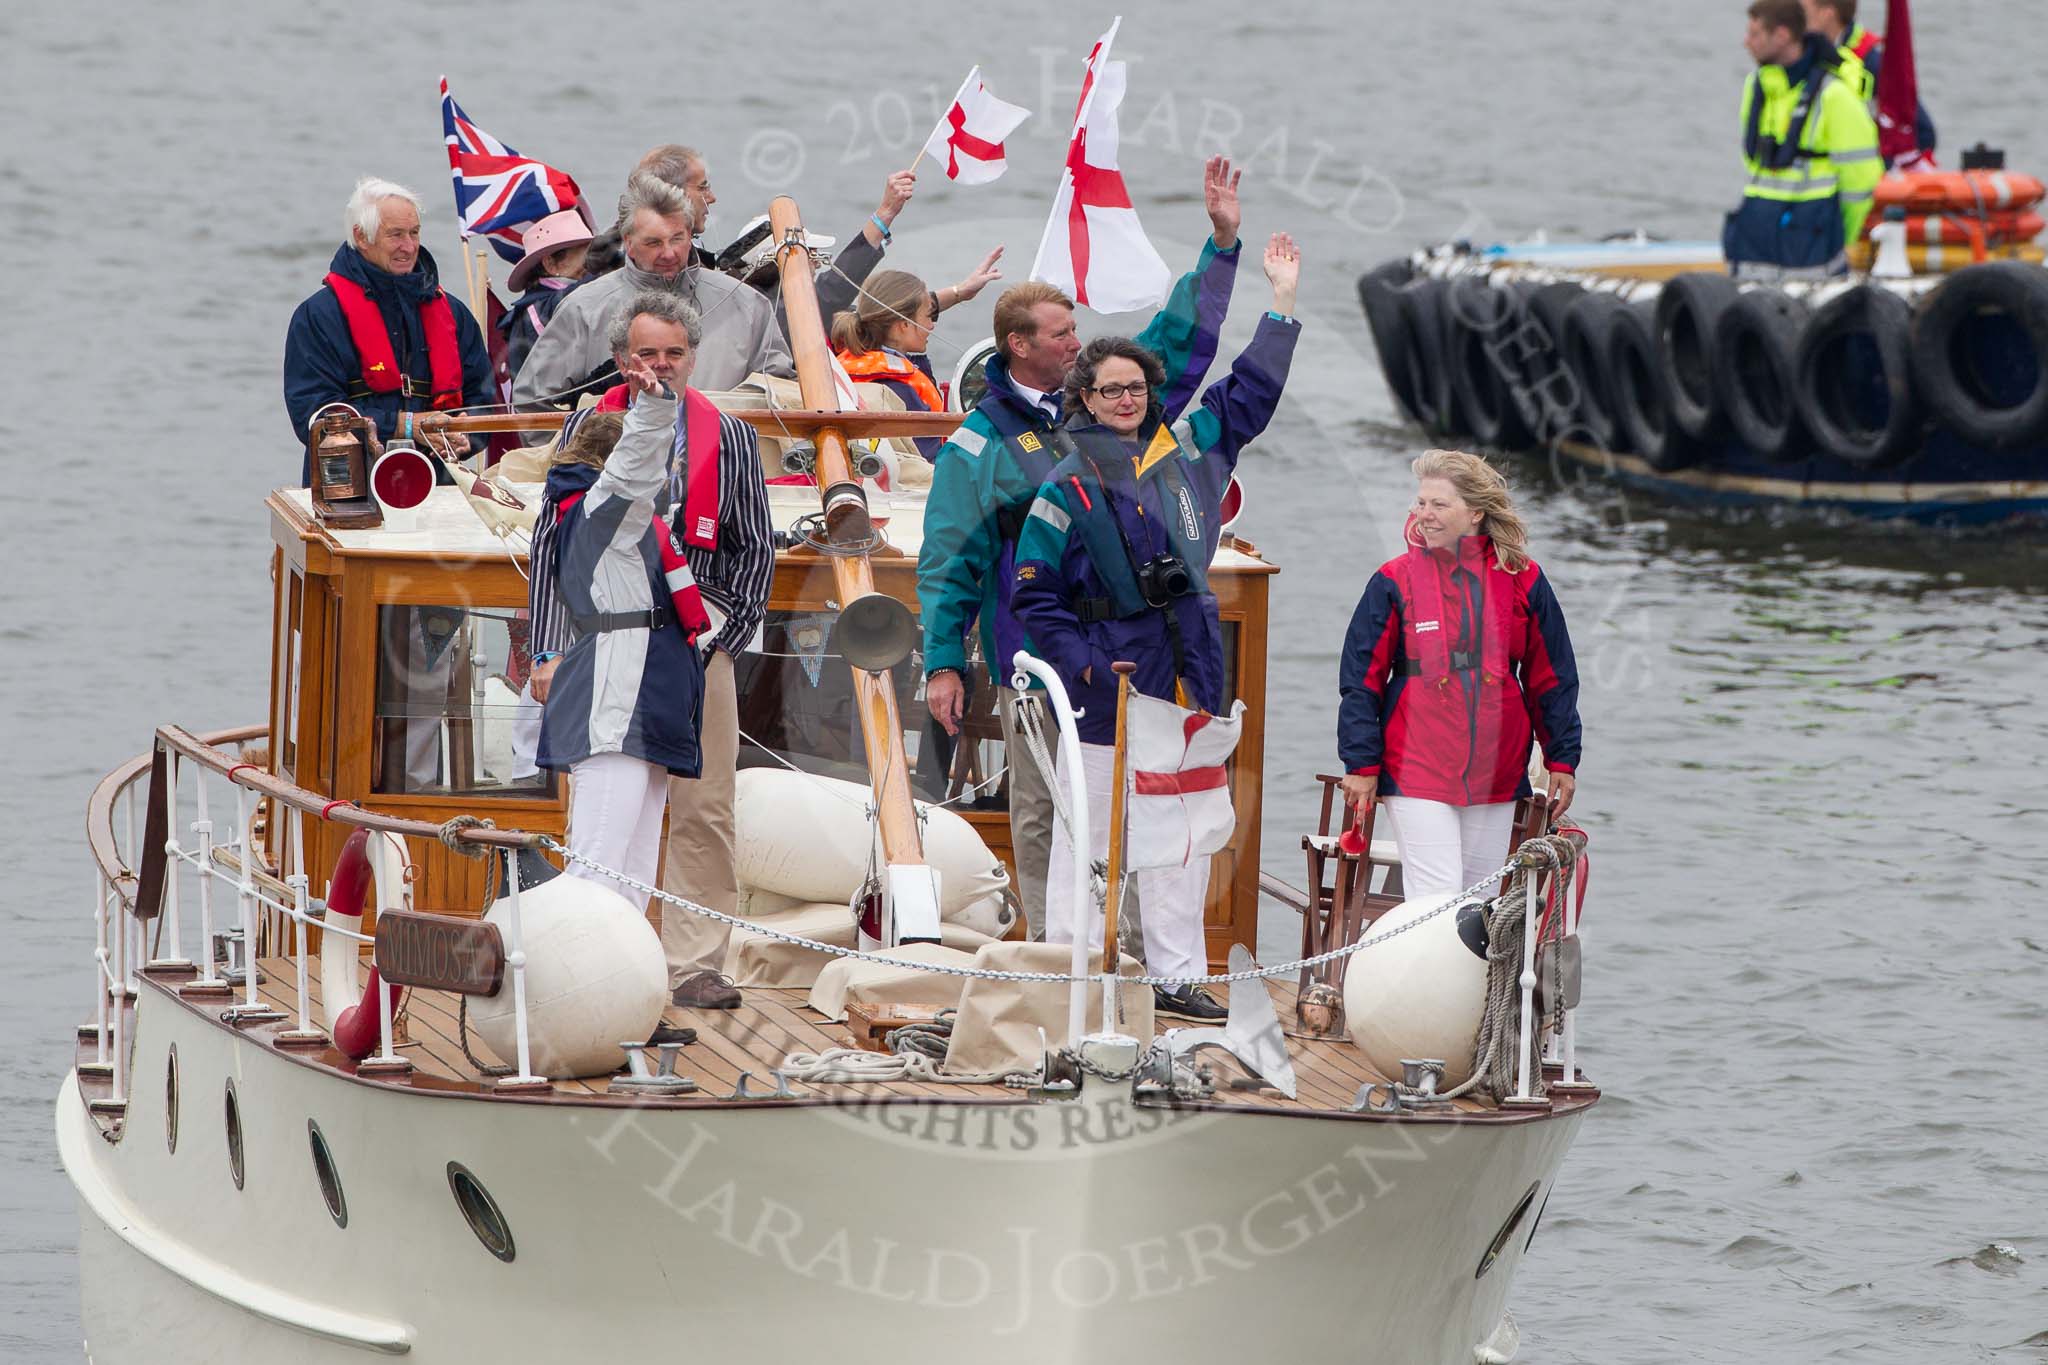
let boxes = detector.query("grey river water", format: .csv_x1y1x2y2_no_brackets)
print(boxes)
5,2,2047,1360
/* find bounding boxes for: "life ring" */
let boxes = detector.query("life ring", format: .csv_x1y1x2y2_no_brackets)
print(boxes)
318,828,404,1061
1795,285,1922,468
1908,261,2048,450
1445,277,1531,450
1655,272,1741,444
1559,291,1627,452
1713,290,1812,463
1357,262,1428,427
1606,301,1696,471
1392,277,1462,439
1873,170,2046,215
1899,210,2045,246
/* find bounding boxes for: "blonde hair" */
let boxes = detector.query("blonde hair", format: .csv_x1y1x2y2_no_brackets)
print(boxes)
1411,449,1531,572
552,411,625,470
830,270,933,354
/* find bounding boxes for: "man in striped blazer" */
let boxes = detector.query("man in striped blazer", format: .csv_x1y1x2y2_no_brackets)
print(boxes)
530,292,774,1009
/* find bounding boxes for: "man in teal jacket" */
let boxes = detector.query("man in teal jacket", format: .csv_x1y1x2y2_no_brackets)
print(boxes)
918,156,1243,940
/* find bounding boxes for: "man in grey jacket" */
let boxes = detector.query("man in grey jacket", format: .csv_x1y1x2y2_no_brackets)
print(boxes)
513,150,917,410
514,171,788,407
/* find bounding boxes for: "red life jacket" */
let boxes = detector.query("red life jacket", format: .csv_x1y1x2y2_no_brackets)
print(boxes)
555,493,711,643
1378,535,1533,806
322,271,464,409
835,347,946,413
595,384,725,551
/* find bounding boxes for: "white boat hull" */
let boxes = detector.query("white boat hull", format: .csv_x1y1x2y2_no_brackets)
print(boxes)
61,993,1584,1364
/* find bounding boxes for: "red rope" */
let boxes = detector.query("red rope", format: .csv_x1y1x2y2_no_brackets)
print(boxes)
319,800,357,821
224,763,257,785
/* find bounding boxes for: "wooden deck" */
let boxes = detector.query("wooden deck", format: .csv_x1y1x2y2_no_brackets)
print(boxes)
73,956,1600,1139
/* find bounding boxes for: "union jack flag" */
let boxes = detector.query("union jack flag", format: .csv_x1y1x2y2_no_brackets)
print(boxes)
440,76,584,265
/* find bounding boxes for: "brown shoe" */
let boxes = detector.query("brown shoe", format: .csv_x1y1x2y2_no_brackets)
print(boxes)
671,970,741,1010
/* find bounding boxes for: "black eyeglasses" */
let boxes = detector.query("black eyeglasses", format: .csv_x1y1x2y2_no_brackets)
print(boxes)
1088,381,1149,401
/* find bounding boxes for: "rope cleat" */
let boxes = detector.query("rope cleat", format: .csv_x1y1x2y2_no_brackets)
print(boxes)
608,1041,699,1097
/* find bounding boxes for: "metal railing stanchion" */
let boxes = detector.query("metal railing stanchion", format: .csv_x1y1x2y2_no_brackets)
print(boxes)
1514,864,1539,1104
91,870,109,1066
190,772,226,991
154,751,191,969
502,851,545,1087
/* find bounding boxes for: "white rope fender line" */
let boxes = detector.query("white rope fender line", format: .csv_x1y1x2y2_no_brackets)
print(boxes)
537,835,1524,988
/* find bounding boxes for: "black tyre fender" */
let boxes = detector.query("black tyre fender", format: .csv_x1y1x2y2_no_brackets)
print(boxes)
1713,289,1812,463
1358,261,1424,425
1559,290,1628,452
1655,272,1742,443
1524,282,1590,442
1444,276,1532,450
1796,285,1921,468
1909,261,2048,450
1607,300,1697,471
1395,277,1461,438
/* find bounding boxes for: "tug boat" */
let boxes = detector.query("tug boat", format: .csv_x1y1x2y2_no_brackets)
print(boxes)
1356,170,2048,525
58,197,1595,1364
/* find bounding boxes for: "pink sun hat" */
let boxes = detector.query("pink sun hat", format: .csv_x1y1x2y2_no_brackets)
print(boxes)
508,208,596,292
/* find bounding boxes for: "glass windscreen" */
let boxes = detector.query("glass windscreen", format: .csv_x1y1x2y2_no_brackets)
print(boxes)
371,604,554,798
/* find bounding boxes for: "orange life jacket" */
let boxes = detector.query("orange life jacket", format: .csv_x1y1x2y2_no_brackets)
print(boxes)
323,271,464,409
835,347,945,413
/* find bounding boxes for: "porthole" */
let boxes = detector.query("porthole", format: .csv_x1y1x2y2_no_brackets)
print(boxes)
1475,1181,1541,1279
309,1120,347,1228
164,1045,179,1155
224,1079,244,1191
447,1162,514,1262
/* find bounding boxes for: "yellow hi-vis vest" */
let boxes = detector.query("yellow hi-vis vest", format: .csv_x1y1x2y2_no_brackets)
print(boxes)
1739,59,1884,252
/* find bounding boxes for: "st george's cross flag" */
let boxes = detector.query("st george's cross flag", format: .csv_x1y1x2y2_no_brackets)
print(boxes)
1028,18,1171,313
440,77,586,265
1122,692,1247,870
920,67,1031,184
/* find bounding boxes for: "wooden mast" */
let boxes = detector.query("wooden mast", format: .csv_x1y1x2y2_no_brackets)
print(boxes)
766,196,927,888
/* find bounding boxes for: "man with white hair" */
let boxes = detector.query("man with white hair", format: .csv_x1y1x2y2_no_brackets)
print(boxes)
284,177,492,479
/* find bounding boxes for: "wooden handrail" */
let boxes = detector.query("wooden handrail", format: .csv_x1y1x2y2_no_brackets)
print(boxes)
87,724,266,912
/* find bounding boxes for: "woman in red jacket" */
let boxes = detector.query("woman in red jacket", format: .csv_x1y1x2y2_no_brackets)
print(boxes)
1337,450,1582,898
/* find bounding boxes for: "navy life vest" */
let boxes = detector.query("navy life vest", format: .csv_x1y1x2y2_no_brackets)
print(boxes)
1060,422,1211,622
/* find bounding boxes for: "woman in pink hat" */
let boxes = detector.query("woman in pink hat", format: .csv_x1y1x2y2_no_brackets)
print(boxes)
502,207,596,381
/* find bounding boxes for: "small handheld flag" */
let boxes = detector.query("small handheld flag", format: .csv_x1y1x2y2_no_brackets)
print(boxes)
919,67,1031,185
1027,19,1171,312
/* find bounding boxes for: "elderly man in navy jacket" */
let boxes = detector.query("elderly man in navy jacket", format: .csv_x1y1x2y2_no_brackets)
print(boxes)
284,177,492,481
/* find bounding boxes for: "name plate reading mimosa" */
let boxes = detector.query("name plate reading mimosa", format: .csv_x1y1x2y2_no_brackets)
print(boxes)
373,910,505,997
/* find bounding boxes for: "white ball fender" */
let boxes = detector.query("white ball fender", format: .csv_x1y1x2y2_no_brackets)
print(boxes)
733,769,1012,927
468,873,668,1079
1343,892,1490,1088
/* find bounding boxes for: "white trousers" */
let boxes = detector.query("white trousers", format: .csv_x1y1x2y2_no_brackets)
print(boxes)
1045,741,1209,981
565,751,670,912
1381,796,1517,900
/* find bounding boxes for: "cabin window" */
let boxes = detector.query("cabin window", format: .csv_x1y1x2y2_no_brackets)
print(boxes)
370,605,553,798
274,566,304,779
734,608,973,808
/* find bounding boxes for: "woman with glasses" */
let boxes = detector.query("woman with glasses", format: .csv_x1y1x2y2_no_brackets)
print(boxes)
1010,232,1301,1022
